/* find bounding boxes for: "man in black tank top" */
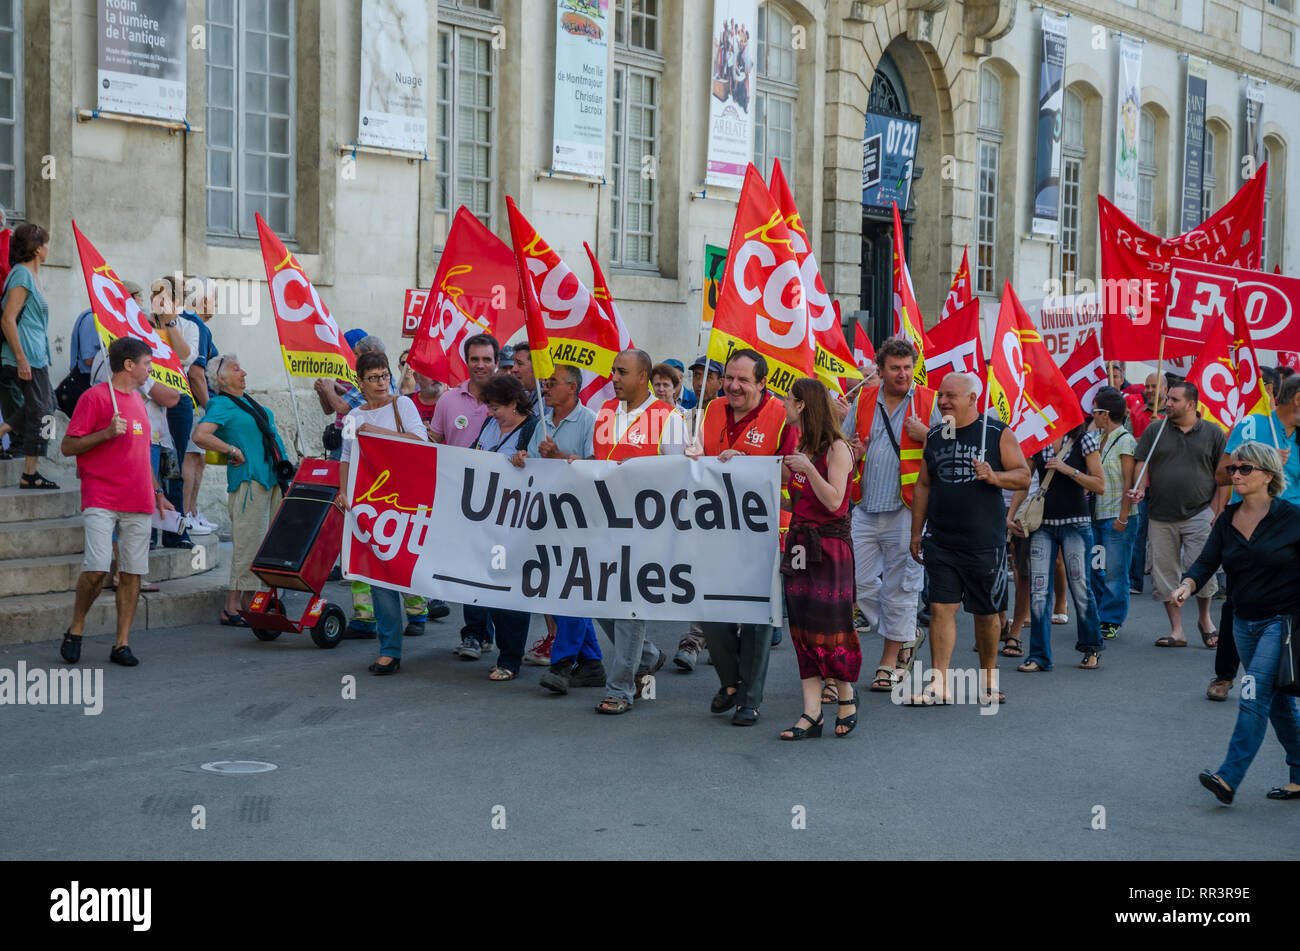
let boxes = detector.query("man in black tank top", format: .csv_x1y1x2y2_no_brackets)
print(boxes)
909,373,1031,704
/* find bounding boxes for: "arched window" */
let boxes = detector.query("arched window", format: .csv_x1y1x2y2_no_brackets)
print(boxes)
611,0,663,269
1060,89,1085,279
1202,127,1217,219
975,67,1002,295
755,2,797,185
1138,109,1157,231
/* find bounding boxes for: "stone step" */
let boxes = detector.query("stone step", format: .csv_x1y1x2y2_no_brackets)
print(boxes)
0,452,75,486
0,515,86,559
0,485,82,523
0,547,232,645
0,535,224,598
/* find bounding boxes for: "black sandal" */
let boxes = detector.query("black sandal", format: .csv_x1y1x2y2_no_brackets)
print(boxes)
779,712,823,740
59,632,82,664
835,688,859,737
20,472,59,489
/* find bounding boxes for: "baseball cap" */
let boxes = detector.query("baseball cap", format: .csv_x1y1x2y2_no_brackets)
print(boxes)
123,279,144,298
499,344,515,368
690,354,723,374
664,358,685,374
344,329,369,350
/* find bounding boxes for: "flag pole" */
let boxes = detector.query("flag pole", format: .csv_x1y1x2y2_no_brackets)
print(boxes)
1131,331,1169,491
536,376,549,441
281,360,309,459
1132,415,1167,492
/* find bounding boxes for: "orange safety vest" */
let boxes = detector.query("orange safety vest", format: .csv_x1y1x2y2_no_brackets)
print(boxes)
593,397,680,460
698,394,788,456
849,384,937,508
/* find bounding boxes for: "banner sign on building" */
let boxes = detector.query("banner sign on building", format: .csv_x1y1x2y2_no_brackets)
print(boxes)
551,0,609,178
343,437,784,625
861,111,920,211
705,0,759,189
1180,56,1209,232
701,243,727,327
1113,37,1143,219
1031,11,1069,237
1245,80,1266,173
358,0,429,152
96,0,187,120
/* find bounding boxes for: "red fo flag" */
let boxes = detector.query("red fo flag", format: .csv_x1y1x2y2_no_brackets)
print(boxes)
769,159,861,394
408,207,523,386
852,321,875,371
924,298,984,387
706,164,816,396
891,201,930,386
940,247,974,323
1164,258,1300,354
987,282,1085,456
1099,167,1267,361
255,213,356,384
581,242,634,406
71,220,191,396
1059,329,1108,413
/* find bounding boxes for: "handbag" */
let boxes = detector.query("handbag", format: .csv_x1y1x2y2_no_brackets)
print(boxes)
1013,437,1076,536
55,369,91,418
1278,616,1300,697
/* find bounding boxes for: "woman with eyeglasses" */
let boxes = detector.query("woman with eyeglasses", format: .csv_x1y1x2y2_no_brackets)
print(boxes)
1174,441,1300,805
336,351,428,674
1089,386,1139,640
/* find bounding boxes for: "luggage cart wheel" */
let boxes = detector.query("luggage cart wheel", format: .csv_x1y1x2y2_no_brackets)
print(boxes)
311,603,347,649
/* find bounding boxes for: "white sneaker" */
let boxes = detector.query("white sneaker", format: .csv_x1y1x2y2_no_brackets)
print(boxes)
188,511,218,535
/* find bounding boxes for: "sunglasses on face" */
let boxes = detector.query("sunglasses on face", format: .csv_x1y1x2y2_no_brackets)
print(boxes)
1225,464,1268,477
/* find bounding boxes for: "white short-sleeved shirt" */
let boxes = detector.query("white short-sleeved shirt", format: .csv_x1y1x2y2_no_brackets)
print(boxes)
174,316,201,370
341,396,428,463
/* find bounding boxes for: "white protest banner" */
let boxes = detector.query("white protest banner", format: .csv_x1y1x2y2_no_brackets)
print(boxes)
993,293,1104,366
97,0,187,120
551,0,609,178
358,0,428,152
343,436,783,625
705,0,758,189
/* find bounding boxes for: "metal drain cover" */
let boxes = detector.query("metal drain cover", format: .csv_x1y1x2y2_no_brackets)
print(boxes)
201,760,278,774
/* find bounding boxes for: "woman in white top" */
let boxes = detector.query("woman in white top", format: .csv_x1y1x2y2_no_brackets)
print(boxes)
339,350,428,675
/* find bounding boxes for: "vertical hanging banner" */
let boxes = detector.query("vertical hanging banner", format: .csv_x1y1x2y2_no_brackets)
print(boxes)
1180,56,1209,233
96,0,187,120
358,0,429,153
705,0,758,189
1245,80,1266,173
551,0,609,178
1031,11,1069,237
701,244,728,327
1113,38,1143,219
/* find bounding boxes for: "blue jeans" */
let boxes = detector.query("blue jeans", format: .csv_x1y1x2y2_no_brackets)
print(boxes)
1027,522,1102,669
1216,615,1300,790
461,604,495,644
372,584,406,659
1128,498,1148,591
163,395,194,545
488,608,531,674
1091,517,1135,627
595,617,661,703
551,616,601,666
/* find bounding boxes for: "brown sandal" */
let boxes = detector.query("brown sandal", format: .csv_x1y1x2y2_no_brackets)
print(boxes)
999,637,1024,657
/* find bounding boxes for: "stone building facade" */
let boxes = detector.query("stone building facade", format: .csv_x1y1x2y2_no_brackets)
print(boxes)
4,0,1297,463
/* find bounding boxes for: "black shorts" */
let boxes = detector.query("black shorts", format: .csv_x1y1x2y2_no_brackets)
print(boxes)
1010,534,1030,578
923,540,1008,616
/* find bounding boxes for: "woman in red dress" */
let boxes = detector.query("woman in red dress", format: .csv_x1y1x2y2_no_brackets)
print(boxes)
779,378,860,739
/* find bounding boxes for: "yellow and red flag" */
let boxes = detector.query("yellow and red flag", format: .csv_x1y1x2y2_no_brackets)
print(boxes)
71,221,191,396
505,197,557,381
256,213,356,384
1230,287,1273,421
987,281,1085,455
891,201,930,386
1186,320,1242,432
940,246,974,323
408,206,524,386
581,241,634,406
852,321,875,371
706,164,816,396
768,159,861,394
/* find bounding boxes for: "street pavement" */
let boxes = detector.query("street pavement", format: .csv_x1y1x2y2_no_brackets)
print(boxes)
2,581,1298,861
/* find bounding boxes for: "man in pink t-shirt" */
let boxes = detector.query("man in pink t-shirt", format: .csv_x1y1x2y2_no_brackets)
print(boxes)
59,337,174,667
430,333,499,448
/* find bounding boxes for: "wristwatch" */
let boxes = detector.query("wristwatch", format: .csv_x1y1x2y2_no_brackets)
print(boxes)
164,319,179,328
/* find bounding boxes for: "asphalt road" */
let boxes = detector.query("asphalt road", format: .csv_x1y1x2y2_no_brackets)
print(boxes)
2,582,1297,860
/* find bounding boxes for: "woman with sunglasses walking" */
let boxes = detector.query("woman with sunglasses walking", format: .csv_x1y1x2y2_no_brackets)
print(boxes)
1175,442,1300,804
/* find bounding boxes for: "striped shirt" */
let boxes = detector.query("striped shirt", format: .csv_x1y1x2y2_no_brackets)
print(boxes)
857,388,943,514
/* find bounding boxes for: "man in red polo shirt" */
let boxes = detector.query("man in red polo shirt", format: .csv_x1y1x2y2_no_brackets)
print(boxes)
591,349,688,714
59,337,173,667
684,348,795,725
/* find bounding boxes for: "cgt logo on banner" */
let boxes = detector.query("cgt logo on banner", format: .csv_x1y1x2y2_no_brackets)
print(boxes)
343,436,784,624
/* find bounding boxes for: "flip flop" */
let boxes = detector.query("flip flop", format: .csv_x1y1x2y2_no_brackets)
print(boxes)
1154,636,1188,648
1017,660,1048,672
220,610,250,628
1051,613,1069,625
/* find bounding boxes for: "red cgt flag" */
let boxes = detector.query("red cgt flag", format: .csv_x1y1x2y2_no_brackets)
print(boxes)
924,297,984,387
1059,328,1108,413
1099,167,1267,361
987,282,1085,456
891,201,930,386
71,221,191,396
852,321,875,371
505,197,557,381
408,207,524,386
1185,320,1241,432
769,159,861,394
940,247,974,324
256,213,356,384
706,164,816,396
581,241,634,406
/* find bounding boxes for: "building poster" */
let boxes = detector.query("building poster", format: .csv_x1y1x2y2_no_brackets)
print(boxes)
1180,56,1208,232
1031,11,1068,237
1113,37,1143,219
705,0,759,189
96,0,187,120
552,0,609,178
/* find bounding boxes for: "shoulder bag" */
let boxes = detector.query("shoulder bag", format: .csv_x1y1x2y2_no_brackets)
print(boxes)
1278,615,1300,697
1013,436,1076,536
